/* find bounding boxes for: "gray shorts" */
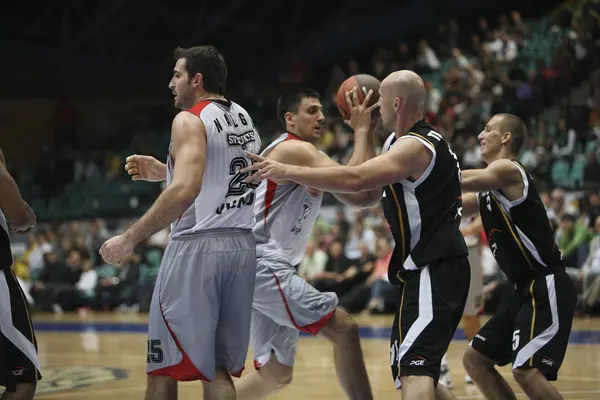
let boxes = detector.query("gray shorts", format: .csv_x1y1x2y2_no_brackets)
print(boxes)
251,252,338,368
146,228,256,382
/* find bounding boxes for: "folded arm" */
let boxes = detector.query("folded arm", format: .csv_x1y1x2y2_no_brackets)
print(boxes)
124,112,206,244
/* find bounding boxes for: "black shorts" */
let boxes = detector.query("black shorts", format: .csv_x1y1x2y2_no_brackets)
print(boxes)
0,268,41,392
470,269,576,381
390,256,470,388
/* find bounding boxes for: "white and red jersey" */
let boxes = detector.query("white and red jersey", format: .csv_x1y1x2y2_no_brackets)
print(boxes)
253,133,323,266
167,99,261,238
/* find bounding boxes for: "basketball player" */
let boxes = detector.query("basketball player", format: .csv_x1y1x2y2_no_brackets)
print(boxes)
234,88,378,400
100,46,261,400
242,70,470,400
460,113,577,400
439,215,484,388
0,149,40,400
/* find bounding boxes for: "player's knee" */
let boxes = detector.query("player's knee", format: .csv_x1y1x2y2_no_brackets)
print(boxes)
462,347,493,373
326,308,360,342
512,366,539,386
14,382,36,400
261,360,293,389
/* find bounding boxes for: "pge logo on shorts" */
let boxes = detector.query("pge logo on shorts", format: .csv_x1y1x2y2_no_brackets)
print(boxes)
11,366,26,376
407,356,427,367
542,357,555,367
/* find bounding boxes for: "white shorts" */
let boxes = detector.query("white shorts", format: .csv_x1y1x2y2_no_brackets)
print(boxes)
464,245,484,316
250,252,338,368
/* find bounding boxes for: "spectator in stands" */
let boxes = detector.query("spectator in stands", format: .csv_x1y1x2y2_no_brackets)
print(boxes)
556,214,590,268
96,251,142,311
311,241,354,295
519,138,539,170
338,237,394,314
552,117,577,159
344,218,376,260
462,136,482,169
416,39,441,73
579,216,600,310
548,188,579,224
298,240,328,280
30,249,82,313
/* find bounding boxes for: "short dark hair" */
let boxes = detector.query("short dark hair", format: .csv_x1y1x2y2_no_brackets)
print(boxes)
276,89,320,127
173,45,227,94
497,113,527,155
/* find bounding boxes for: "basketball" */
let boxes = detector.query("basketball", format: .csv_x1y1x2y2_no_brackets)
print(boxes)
335,74,381,120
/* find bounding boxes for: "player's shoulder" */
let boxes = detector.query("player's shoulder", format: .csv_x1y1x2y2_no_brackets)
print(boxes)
487,158,523,174
172,111,206,135
269,136,316,161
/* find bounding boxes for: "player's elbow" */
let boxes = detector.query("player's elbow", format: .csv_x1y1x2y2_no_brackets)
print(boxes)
346,171,371,193
176,182,201,204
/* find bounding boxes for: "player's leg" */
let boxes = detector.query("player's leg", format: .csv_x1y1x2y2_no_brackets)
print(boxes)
391,259,469,400
241,256,372,400
145,239,218,399
235,309,297,399
511,271,577,400
0,270,41,400
208,231,257,400
318,307,372,400
464,291,519,400
460,246,484,384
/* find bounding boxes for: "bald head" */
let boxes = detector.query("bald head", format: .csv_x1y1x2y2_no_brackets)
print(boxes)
381,70,426,110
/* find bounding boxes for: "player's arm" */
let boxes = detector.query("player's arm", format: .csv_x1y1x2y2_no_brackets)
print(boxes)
123,112,206,245
462,193,480,218
461,159,522,193
461,214,483,237
268,141,379,207
246,137,431,193
0,149,36,231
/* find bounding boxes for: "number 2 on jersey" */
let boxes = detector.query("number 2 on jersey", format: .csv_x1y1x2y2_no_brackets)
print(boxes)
226,157,259,197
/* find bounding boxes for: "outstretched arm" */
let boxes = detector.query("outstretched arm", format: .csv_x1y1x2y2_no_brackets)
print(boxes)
461,159,523,193
244,137,431,193
124,112,206,244
272,142,380,207
462,193,480,218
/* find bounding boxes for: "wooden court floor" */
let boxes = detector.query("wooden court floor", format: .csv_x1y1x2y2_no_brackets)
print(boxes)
15,313,600,399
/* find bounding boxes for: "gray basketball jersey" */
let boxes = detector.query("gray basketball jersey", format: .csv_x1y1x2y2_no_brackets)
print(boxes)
167,100,261,238
253,133,323,266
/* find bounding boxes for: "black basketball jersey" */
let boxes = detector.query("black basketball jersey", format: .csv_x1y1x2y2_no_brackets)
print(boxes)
381,120,468,284
478,161,563,287
0,210,13,271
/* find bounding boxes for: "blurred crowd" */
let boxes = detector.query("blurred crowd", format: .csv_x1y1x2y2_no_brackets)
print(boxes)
11,187,600,316
8,6,600,316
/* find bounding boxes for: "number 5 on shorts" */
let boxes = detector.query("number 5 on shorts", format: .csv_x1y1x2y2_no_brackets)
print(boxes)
512,329,520,351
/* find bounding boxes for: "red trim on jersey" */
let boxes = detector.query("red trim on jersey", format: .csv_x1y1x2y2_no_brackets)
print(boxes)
147,304,211,382
231,367,245,378
271,272,335,336
253,359,261,370
185,100,212,117
263,180,277,226
261,133,302,226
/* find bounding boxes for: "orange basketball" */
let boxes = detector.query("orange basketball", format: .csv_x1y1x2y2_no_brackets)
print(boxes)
335,74,381,120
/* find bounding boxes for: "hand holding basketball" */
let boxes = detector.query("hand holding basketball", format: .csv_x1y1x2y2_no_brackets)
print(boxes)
344,87,379,133
335,74,381,131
